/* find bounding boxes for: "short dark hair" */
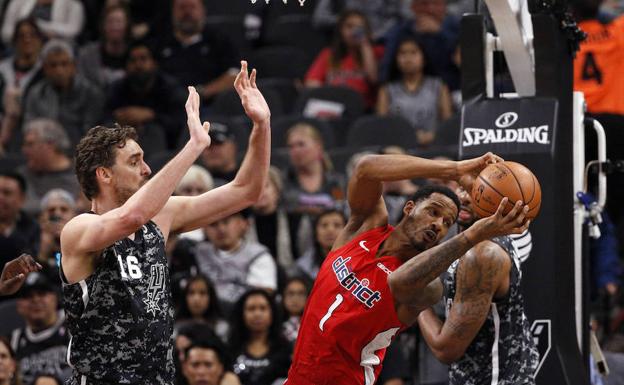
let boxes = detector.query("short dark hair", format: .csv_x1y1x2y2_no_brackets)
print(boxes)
183,341,226,364
407,185,461,217
75,125,138,200
0,170,27,193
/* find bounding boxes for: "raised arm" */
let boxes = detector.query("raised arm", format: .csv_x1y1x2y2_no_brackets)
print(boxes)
61,86,211,258
162,61,271,234
388,198,529,306
417,242,510,364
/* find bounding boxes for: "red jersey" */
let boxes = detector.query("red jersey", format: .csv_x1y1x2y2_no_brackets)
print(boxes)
286,225,407,385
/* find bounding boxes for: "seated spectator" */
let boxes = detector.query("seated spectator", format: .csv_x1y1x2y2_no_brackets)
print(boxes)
182,342,241,385
151,0,238,101
248,167,294,270
294,209,346,281
36,189,77,274
195,209,277,312
0,19,44,152
198,123,239,186
283,123,345,256
0,171,39,268
175,164,214,241
18,119,79,214
0,337,19,385
176,274,229,342
33,375,62,385
229,290,291,385
281,277,310,345
1,0,85,45
77,5,131,91
305,10,384,108
313,0,412,41
377,35,452,146
174,322,230,385
23,40,104,148
11,272,70,385
380,0,460,90
107,40,186,152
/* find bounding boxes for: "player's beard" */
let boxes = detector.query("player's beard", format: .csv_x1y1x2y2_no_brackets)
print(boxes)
114,179,145,206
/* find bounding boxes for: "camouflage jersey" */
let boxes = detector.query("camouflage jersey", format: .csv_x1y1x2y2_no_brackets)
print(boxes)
442,236,539,385
61,220,175,385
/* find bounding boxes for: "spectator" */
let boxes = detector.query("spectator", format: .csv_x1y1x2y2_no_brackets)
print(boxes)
0,19,44,152
0,254,42,297
230,290,291,385
283,123,345,256
281,277,310,345
174,164,214,242
151,0,239,101
176,274,229,342
305,10,384,108
107,40,186,152
182,343,241,385
1,0,85,45
77,5,131,91
23,40,104,147
11,272,70,385
313,0,412,41
0,171,39,267
33,375,62,385
380,0,460,90
248,166,295,271
294,209,346,281
379,146,419,224
195,209,277,311
377,35,452,146
18,119,79,214
0,337,19,385
198,123,239,186
36,189,76,274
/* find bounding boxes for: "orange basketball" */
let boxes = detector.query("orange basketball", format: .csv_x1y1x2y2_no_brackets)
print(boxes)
471,161,541,220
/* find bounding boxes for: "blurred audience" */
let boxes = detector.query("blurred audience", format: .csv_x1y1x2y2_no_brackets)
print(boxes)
77,5,130,91
1,0,85,45
283,123,345,256
18,119,79,214
35,189,76,274
229,290,291,385
182,342,241,385
293,209,346,281
151,0,238,101
305,10,384,108
377,35,452,146
0,171,39,267
0,337,18,385
248,167,294,271
175,274,229,342
281,277,310,346
195,209,277,312
198,123,239,186
11,272,70,385
23,39,104,147
0,18,43,101
106,40,186,152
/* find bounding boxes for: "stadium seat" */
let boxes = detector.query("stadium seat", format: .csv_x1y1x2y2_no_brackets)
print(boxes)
262,17,326,62
433,114,461,146
204,16,250,55
346,116,417,149
256,78,300,114
270,147,291,172
250,47,309,80
212,87,284,118
270,114,335,149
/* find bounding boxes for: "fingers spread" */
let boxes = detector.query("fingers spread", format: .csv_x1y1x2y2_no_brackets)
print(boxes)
250,68,257,88
495,197,509,217
241,61,250,88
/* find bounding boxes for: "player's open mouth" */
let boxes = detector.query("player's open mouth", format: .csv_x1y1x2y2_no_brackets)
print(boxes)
424,230,437,243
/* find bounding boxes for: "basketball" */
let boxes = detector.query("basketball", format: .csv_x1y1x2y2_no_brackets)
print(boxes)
471,161,542,220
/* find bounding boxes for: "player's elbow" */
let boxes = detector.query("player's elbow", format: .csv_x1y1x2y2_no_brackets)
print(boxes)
387,272,414,304
434,349,460,365
353,154,382,180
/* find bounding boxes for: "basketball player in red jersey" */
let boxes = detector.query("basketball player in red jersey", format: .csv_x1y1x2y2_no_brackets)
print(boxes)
286,153,530,385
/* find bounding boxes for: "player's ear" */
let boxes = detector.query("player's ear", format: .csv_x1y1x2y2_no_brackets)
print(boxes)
95,166,112,185
403,200,415,218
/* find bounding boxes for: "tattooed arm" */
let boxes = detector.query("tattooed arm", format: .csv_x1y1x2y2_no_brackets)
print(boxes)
388,198,529,309
416,241,511,364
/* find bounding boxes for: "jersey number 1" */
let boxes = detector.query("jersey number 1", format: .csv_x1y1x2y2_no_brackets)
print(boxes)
117,255,143,279
319,294,343,331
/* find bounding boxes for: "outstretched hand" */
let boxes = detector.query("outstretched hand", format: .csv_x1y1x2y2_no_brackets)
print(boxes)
234,61,270,124
185,86,211,148
0,254,42,296
472,198,530,242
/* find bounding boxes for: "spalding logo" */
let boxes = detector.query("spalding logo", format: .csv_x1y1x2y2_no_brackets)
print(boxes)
462,126,550,146
495,112,518,128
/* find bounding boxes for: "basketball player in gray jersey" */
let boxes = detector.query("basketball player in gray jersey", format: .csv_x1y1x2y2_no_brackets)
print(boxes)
60,61,271,385
417,180,539,385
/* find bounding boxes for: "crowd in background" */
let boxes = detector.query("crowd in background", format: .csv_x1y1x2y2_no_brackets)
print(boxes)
0,0,622,384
